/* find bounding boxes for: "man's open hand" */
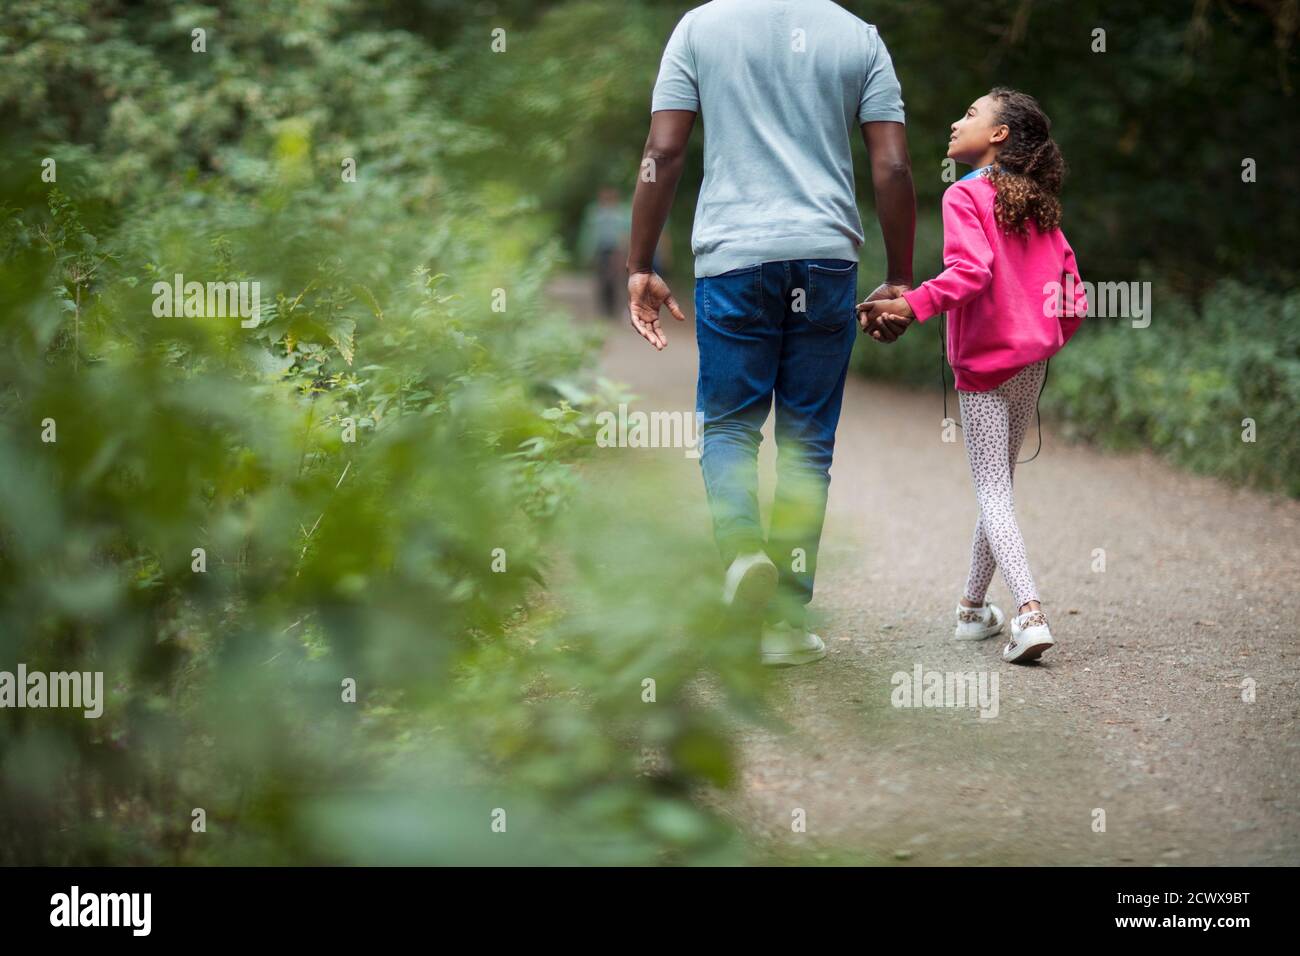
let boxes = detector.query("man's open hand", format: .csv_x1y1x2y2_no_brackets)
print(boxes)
627,271,686,351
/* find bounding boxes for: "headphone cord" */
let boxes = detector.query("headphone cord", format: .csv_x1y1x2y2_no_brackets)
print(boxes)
940,311,1048,465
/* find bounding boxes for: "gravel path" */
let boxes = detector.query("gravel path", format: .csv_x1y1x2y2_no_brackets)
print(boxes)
553,274,1300,866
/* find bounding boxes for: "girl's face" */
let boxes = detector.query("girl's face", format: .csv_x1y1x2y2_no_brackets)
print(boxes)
947,95,1009,164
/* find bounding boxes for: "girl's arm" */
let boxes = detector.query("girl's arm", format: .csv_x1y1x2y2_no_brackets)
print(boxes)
900,185,994,323
1060,238,1088,343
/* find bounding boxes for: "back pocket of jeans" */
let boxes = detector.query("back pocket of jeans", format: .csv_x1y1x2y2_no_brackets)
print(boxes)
702,264,763,332
806,261,857,332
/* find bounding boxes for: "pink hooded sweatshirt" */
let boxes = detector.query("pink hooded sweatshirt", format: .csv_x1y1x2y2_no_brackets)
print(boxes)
901,173,1088,391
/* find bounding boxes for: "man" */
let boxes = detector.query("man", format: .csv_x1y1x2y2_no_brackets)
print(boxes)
626,0,916,665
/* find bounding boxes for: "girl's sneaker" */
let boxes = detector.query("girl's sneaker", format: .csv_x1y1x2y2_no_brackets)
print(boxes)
1003,610,1056,663
954,601,1004,640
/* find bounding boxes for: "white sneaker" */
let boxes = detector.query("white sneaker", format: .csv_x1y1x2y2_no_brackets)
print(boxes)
761,621,826,667
1003,609,1055,663
722,551,778,609
954,601,1004,641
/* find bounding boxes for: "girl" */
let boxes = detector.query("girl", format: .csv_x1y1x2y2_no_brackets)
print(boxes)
862,88,1087,663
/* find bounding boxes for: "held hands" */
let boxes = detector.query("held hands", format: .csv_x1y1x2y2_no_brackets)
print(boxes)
861,296,914,342
856,283,915,343
627,271,686,351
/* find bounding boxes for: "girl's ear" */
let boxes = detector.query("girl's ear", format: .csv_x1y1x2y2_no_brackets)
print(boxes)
990,124,1010,145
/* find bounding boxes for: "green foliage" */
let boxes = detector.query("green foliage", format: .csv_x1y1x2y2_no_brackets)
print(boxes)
440,0,691,258
1043,282,1300,496
0,0,765,865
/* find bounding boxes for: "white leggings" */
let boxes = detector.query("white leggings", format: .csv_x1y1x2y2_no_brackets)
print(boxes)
958,360,1048,610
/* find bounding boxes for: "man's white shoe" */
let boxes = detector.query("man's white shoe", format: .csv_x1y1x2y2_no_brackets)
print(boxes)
1003,609,1056,663
954,601,1004,640
761,621,826,667
722,551,778,608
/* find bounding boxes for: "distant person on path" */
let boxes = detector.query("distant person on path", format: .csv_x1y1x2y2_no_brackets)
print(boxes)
578,186,634,318
625,0,916,665
862,88,1088,663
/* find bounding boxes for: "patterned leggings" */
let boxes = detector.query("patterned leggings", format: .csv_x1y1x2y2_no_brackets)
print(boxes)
958,360,1048,610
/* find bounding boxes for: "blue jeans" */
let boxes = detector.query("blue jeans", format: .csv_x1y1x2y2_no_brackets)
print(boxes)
694,258,858,620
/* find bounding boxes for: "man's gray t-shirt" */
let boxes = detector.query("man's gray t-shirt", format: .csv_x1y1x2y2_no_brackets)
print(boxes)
651,0,905,277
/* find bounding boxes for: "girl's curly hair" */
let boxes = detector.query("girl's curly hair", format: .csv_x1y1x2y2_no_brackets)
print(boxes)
985,87,1066,236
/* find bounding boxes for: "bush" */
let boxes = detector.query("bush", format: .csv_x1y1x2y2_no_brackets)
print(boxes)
1043,281,1300,496
0,0,763,865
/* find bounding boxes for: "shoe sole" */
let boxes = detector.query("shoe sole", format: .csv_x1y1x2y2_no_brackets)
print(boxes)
954,623,1003,641
726,560,778,609
1003,638,1055,663
762,646,827,667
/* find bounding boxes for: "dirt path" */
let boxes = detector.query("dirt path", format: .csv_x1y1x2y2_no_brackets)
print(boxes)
553,274,1300,866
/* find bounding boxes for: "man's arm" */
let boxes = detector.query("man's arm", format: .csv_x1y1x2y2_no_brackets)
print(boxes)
625,109,695,350
858,120,917,342
628,110,694,273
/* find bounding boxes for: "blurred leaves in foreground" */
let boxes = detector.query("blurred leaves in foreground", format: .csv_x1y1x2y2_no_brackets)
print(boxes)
0,0,772,865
